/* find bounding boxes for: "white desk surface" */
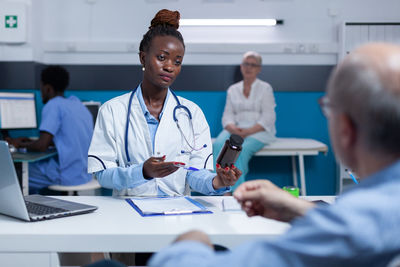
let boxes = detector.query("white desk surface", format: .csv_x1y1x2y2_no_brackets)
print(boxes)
0,196,335,255
0,196,293,253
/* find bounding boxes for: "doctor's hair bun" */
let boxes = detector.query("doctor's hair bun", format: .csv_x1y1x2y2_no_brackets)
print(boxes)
139,9,185,53
150,9,180,30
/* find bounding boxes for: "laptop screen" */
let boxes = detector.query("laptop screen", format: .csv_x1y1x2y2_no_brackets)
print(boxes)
0,141,98,221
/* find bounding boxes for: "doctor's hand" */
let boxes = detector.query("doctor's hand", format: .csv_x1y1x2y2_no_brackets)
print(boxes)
233,180,315,223
142,156,179,179
212,164,242,189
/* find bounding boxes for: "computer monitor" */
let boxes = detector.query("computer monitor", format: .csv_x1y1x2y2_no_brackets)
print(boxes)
83,101,101,127
0,92,37,129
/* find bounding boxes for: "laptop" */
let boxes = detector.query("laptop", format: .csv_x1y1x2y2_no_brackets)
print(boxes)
0,141,98,222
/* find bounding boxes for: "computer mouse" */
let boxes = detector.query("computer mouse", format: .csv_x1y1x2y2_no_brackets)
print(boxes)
8,144,17,153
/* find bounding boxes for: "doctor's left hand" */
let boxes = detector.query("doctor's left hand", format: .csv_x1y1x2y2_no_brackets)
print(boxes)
142,156,179,179
212,164,242,189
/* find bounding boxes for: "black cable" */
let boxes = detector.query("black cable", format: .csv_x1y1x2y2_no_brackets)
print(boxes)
204,153,213,169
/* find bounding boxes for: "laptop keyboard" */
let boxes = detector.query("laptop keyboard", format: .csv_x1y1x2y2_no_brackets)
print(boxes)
25,201,68,215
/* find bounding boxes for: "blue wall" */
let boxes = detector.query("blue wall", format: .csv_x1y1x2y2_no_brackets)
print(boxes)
177,91,337,196
5,89,337,195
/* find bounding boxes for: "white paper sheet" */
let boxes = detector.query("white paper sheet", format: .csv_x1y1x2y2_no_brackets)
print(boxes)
130,197,205,214
222,197,242,212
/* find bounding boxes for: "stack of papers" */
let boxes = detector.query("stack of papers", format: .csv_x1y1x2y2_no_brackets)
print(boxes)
126,196,212,216
222,197,242,212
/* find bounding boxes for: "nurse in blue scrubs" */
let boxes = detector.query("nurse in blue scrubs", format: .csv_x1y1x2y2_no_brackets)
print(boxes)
6,66,94,194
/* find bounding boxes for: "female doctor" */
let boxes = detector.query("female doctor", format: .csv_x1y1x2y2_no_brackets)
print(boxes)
88,9,241,196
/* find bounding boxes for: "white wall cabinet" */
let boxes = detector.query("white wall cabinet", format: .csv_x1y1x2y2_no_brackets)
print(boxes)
337,21,400,193
339,22,400,60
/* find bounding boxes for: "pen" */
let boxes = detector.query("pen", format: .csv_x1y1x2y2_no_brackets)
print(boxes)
345,168,359,184
173,162,200,171
163,210,197,215
184,166,200,171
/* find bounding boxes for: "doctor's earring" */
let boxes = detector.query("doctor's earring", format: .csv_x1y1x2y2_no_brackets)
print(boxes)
142,66,145,71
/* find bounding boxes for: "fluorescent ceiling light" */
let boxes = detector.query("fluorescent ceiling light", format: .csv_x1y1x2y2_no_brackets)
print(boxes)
180,19,283,26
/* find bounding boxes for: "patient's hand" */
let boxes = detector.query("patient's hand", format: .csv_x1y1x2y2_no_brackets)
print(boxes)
225,124,242,136
234,180,315,223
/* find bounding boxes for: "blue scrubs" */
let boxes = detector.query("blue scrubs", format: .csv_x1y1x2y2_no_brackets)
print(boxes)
29,95,93,193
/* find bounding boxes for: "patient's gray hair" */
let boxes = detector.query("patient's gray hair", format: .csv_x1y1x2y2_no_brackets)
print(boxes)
327,48,400,155
243,51,262,65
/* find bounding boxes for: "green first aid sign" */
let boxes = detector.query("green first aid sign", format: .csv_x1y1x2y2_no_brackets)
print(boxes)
5,15,18,28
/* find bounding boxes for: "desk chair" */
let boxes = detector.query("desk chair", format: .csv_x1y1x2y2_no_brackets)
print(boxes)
48,176,101,196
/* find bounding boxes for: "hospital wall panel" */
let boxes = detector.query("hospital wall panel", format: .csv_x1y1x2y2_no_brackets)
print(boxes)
0,62,333,92
0,60,336,196
2,87,336,196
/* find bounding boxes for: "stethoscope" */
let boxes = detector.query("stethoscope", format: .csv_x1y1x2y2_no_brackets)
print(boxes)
125,86,207,163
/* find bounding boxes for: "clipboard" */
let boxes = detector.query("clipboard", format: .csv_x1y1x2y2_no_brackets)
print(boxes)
126,196,213,217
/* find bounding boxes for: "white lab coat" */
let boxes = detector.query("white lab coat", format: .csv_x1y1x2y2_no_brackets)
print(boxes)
88,90,214,196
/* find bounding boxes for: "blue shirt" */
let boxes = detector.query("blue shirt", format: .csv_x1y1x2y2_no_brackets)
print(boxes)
96,86,228,196
137,85,168,153
32,95,93,186
149,160,400,267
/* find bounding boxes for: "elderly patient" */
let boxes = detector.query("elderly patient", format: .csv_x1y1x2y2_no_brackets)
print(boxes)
213,51,276,192
148,43,400,267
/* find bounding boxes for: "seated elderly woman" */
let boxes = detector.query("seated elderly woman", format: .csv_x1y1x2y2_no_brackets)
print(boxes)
213,51,277,192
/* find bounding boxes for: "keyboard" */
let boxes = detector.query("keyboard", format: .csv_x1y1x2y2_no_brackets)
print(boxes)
25,201,68,215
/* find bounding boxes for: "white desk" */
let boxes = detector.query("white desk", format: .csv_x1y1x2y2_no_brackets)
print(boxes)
0,196,290,252
0,196,290,267
0,195,335,267
254,138,328,196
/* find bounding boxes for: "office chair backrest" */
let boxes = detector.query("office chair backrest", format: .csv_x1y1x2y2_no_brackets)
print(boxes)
82,101,101,128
